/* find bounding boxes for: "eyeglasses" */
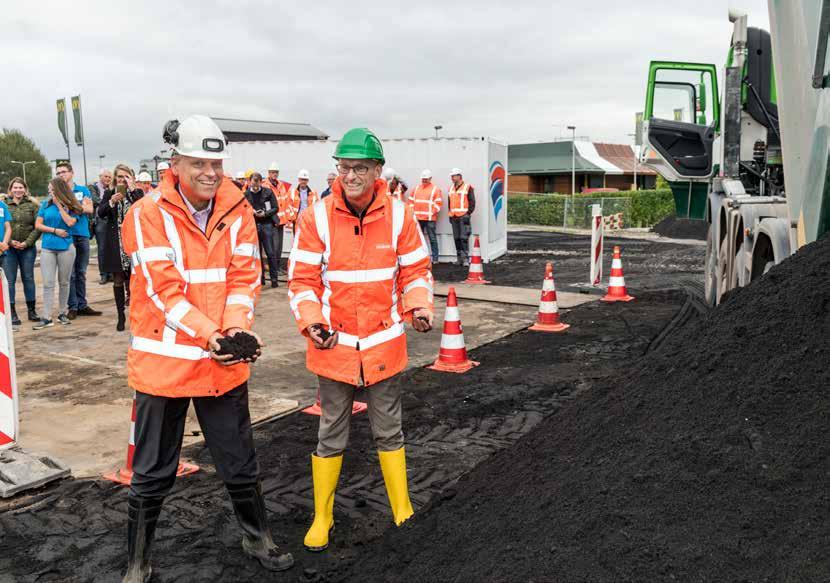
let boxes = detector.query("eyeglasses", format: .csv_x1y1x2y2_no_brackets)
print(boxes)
336,163,371,177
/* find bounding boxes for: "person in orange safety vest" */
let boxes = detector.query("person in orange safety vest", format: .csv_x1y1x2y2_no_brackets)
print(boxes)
288,127,434,552
382,167,408,202
447,167,476,266
288,169,319,226
409,169,443,262
119,115,294,581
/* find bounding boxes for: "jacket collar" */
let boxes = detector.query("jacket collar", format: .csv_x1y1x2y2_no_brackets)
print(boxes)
331,178,388,217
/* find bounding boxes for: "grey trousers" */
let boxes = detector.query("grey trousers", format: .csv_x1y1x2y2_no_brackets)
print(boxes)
317,375,403,458
450,216,471,262
40,246,76,320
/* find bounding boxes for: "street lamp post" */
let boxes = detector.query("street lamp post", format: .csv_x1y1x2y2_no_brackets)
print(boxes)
566,126,576,195
434,125,443,139
10,160,36,184
98,154,106,173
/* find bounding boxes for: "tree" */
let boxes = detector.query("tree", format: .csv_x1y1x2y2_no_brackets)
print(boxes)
0,129,52,197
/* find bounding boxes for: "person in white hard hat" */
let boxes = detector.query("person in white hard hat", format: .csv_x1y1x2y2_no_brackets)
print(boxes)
262,162,292,278
135,171,153,194
231,170,246,190
288,169,318,224
383,167,408,202
409,169,443,263
156,161,170,183
118,114,293,581
447,168,476,266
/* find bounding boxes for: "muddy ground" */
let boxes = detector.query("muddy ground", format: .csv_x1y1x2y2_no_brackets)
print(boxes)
0,231,705,582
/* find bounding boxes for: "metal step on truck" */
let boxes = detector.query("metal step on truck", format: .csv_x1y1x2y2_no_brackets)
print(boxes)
640,0,830,306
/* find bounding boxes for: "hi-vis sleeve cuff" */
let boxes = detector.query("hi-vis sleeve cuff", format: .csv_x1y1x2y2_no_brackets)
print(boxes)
288,289,325,333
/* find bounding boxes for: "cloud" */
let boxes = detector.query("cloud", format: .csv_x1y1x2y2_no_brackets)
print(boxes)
1,0,770,182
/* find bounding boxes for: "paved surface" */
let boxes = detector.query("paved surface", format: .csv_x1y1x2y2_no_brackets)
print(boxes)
434,281,596,308
13,271,538,478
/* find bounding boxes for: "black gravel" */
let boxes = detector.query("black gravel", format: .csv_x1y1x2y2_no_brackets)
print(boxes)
651,215,708,240
216,331,260,360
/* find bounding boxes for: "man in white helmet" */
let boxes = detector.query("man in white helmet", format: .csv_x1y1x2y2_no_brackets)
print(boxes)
288,169,318,224
409,169,443,263
119,114,294,581
156,161,170,183
135,171,153,194
447,168,476,266
262,162,292,276
383,167,408,202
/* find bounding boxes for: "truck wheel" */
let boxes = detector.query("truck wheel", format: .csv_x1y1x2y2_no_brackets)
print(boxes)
717,237,733,304
704,225,718,307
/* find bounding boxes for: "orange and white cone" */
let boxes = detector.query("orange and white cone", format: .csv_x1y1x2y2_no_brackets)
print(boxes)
529,262,569,332
103,392,200,485
428,287,480,373
302,391,367,416
602,246,634,302
463,236,490,284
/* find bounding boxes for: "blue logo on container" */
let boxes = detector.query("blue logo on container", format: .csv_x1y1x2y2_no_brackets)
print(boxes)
489,161,505,219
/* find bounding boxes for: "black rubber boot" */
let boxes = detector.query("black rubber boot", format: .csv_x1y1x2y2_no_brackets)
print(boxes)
9,304,20,327
122,495,163,583
114,285,126,332
26,300,39,322
227,482,294,572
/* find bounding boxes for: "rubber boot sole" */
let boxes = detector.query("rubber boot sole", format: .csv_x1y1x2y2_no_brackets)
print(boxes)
304,524,335,552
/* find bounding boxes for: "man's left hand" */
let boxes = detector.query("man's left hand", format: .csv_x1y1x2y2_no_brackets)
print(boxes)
411,308,433,332
224,327,264,364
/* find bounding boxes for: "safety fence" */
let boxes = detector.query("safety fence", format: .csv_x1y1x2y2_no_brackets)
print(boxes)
507,189,674,229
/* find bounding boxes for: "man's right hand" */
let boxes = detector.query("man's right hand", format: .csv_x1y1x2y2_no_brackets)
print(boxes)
308,324,338,350
208,331,236,366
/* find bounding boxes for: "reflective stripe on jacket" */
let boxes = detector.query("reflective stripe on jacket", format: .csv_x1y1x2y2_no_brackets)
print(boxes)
121,175,262,397
264,179,294,225
410,183,442,222
288,178,433,386
448,182,471,217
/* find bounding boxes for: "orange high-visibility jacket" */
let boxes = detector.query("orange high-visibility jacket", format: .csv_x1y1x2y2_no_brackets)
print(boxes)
410,182,443,221
289,187,319,221
121,175,262,397
388,181,407,202
288,178,433,386
448,182,472,217
264,179,294,225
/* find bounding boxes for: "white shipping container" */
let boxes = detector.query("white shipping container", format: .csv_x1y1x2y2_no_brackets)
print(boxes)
228,137,508,262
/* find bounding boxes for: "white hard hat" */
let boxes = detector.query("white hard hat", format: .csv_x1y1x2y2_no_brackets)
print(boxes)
163,115,229,160
268,162,280,172
450,167,463,177
297,169,310,180
157,161,170,171
382,167,396,180
421,169,432,179
136,171,152,182
235,171,245,180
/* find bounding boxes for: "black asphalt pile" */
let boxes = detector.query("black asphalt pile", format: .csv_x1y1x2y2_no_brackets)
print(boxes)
652,215,708,240
215,331,260,360
336,237,830,582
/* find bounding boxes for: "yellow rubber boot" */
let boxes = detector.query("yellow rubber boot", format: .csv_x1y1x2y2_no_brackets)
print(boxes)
378,447,415,526
304,454,342,551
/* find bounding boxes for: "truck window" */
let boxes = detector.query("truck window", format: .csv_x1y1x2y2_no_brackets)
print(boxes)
649,66,718,127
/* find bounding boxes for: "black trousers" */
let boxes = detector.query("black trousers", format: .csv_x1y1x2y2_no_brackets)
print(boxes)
130,383,259,498
256,222,281,282
450,216,472,261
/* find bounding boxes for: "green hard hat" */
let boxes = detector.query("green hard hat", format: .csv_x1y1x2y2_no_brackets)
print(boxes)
333,128,385,164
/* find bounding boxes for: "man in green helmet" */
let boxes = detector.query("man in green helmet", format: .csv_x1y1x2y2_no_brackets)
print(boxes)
288,128,434,551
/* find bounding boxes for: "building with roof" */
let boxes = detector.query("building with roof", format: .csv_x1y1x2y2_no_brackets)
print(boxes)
508,140,656,194
212,118,328,142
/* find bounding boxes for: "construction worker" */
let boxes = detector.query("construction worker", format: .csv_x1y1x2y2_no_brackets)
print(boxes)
320,172,336,199
288,169,318,223
232,170,247,190
156,161,170,183
447,168,476,266
288,128,434,552
135,171,153,194
383,167,408,202
119,115,294,581
263,162,293,273
410,169,443,263
244,172,280,288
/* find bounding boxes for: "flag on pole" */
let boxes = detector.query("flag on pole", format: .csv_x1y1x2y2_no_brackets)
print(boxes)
71,95,84,146
56,99,69,146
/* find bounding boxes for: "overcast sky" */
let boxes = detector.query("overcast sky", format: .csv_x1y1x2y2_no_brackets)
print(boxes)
3,0,769,182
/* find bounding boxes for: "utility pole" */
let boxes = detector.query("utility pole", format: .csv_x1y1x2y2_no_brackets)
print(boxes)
567,125,576,194
10,160,36,184
627,132,639,190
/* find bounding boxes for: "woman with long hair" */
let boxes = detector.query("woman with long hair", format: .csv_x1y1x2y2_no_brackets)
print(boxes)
3,178,41,327
97,163,143,331
33,177,83,329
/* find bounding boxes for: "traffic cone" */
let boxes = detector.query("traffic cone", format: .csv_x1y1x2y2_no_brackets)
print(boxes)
103,392,200,485
529,262,569,332
428,287,479,373
302,391,368,416
463,236,490,284
602,246,635,302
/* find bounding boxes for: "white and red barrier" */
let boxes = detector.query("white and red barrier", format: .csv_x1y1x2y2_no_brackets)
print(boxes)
590,204,603,286
529,262,569,333
603,213,624,231
428,287,479,373
0,267,18,450
463,236,490,285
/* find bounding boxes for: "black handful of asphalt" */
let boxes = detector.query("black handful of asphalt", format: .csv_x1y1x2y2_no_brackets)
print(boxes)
215,332,260,360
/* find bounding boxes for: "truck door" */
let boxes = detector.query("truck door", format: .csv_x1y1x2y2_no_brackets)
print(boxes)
642,62,719,183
